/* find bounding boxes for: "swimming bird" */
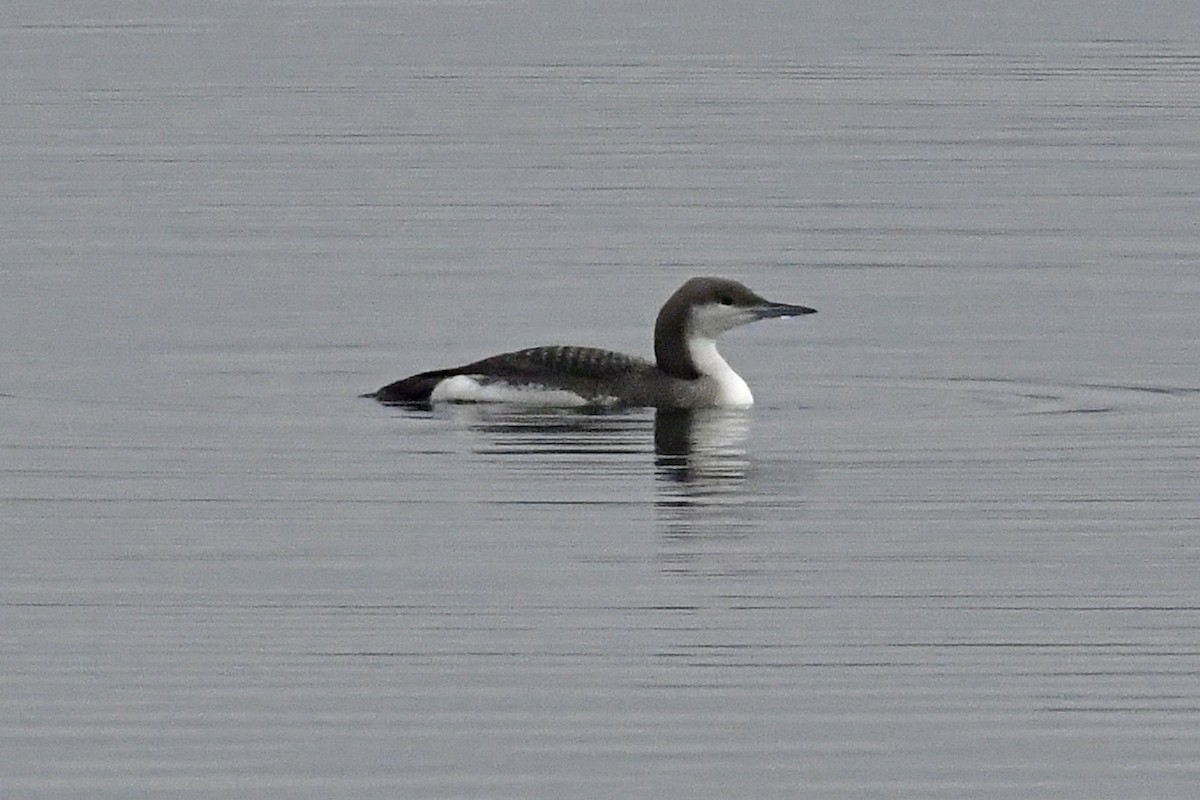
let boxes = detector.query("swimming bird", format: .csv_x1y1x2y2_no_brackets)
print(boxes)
364,276,816,409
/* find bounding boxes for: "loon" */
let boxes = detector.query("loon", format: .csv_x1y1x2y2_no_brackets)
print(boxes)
364,276,816,409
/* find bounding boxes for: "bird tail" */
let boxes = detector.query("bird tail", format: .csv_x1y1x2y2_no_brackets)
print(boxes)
362,369,458,404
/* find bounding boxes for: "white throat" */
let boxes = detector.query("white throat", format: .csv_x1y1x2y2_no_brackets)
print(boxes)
686,335,753,407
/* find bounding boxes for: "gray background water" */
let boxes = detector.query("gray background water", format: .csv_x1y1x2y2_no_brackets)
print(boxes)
4,1,1199,797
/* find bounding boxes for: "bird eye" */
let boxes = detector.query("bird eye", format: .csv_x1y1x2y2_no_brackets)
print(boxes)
718,295,734,306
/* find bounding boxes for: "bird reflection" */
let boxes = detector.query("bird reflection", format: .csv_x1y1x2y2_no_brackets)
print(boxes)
652,409,757,569
387,404,758,571
654,409,750,485
447,407,752,493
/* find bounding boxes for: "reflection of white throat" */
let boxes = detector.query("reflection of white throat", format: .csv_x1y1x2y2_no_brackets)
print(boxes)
687,336,753,407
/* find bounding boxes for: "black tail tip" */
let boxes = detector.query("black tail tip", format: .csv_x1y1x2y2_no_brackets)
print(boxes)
362,375,442,405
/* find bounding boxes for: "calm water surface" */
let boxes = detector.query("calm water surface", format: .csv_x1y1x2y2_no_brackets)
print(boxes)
3,1,1200,797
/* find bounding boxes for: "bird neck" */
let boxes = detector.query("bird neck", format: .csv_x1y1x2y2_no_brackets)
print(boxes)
686,335,753,405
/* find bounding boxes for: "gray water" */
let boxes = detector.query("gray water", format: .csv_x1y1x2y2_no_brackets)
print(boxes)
4,1,1200,797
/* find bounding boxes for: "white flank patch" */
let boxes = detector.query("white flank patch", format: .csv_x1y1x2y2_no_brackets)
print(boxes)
428,374,600,407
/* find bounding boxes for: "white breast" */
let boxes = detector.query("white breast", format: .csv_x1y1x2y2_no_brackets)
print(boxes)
686,337,753,407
